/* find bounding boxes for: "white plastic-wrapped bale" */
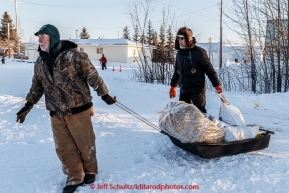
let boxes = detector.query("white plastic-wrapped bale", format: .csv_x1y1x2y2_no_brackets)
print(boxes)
159,101,224,143
205,113,260,142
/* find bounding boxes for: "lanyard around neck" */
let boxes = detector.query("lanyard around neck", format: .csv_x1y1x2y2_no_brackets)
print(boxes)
177,49,196,74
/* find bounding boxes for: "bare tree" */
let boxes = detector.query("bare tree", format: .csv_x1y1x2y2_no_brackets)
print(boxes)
126,0,156,83
126,0,175,85
285,0,289,91
133,25,140,42
245,0,257,92
146,20,154,45
221,0,289,93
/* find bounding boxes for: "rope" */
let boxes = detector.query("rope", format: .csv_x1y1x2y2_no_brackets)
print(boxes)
114,101,161,132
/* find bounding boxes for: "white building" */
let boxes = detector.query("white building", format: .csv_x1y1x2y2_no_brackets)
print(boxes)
197,42,263,67
23,38,152,64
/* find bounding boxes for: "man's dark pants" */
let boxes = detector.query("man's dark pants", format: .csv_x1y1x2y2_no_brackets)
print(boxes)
179,91,207,113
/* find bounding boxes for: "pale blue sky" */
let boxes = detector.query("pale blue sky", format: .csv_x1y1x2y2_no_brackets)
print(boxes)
0,0,237,43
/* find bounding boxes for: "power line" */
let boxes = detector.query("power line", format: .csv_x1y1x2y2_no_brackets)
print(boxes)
167,3,219,20
152,0,220,21
194,14,220,29
19,0,130,9
5,0,220,29
18,16,124,30
145,3,220,30
18,4,219,32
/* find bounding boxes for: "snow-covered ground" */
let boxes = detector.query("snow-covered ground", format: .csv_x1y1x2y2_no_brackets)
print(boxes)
0,58,289,193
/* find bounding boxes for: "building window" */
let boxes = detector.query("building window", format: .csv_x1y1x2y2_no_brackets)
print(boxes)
80,48,84,52
97,48,103,54
265,19,288,42
133,49,136,56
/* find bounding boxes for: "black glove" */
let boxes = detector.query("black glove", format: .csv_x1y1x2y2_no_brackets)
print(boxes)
16,102,33,123
101,94,116,105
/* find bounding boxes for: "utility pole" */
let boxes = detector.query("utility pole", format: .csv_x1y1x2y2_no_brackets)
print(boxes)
219,0,223,69
208,37,212,60
3,22,11,58
14,0,20,54
284,0,289,92
8,23,10,58
76,30,78,42
277,0,281,92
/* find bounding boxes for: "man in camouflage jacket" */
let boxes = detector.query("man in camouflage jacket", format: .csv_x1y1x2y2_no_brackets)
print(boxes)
16,24,115,193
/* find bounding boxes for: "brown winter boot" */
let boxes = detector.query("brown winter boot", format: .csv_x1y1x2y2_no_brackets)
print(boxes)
62,182,83,193
84,174,95,184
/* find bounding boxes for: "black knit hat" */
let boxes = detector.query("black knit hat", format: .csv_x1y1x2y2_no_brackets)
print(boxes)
34,24,60,51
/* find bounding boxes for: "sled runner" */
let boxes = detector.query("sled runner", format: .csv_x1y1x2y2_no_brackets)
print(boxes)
163,129,274,159
114,100,274,159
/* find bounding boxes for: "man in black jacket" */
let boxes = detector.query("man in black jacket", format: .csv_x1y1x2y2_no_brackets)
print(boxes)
169,27,222,113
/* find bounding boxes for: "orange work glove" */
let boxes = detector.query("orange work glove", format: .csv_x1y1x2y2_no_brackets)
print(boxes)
169,86,177,98
214,85,222,94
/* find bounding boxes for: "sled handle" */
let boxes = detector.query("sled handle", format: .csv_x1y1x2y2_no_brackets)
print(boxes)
259,128,275,135
217,94,230,105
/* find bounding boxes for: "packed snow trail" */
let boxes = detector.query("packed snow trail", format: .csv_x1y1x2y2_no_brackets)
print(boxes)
0,60,289,192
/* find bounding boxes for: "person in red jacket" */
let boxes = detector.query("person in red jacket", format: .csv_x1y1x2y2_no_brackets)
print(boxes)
100,54,107,70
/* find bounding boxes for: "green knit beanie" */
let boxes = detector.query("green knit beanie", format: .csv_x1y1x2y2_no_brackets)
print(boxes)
34,24,60,51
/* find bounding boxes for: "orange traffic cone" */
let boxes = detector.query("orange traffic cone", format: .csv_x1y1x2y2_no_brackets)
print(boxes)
119,65,122,72
112,66,115,71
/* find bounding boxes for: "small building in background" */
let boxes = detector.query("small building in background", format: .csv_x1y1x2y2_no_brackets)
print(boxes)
263,19,288,61
22,42,39,62
197,42,246,67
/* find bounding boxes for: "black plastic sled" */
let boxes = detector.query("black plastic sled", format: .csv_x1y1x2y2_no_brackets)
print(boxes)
162,129,274,159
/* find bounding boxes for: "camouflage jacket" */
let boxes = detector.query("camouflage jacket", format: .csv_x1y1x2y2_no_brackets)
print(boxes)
26,40,109,116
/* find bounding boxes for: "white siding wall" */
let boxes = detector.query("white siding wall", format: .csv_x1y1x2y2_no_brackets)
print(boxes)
77,46,98,60
102,46,127,63
24,45,39,62
78,45,128,63
127,45,153,64
127,46,138,64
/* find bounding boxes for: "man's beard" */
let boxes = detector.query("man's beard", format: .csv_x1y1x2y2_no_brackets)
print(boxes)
40,45,49,52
